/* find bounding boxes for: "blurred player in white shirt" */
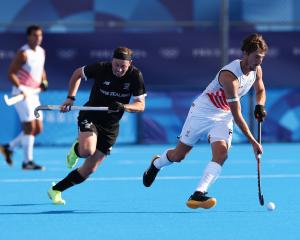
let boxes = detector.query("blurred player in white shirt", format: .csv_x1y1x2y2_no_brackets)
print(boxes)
0,25,48,170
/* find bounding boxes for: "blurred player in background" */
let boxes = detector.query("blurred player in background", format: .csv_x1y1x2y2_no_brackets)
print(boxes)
0,25,48,170
47,47,146,205
143,33,268,209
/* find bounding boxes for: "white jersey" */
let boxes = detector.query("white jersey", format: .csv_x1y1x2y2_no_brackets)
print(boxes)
12,44,45,122
193,59,257,121
17,44,45,89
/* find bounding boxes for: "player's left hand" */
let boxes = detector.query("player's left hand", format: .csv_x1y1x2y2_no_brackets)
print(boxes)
108,101,125,112
252,140,263,161
40,79,48,91
254,104,267,122
60,98,74,112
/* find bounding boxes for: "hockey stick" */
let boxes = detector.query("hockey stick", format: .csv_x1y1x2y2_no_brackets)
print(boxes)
4,88,41,106
4,94,25,106
34,105,109,118
257,120,264,206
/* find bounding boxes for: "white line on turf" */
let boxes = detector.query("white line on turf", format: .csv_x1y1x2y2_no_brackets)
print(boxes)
1,173,300,183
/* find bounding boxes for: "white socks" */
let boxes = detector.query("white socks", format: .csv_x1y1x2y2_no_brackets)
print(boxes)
153,149,173,169
9,132,24,150
22,135,35,163
196,161,222,193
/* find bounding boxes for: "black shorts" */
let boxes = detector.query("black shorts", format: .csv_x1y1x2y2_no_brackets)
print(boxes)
78,116,119,155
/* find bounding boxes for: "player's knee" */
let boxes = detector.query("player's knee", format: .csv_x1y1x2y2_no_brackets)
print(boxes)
24,129,35,135
213,146,228,162
79,148,95,158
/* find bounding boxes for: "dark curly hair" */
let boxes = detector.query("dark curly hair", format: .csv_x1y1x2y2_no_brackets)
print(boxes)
26,25,43,36
241,33,268,54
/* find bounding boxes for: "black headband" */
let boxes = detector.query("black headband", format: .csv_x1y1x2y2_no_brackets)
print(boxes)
113,51,132,61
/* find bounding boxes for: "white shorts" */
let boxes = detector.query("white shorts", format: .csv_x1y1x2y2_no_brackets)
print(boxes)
179,104,233,147
14,92,43,122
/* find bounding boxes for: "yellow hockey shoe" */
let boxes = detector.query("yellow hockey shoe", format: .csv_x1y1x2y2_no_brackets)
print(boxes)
186,191,217,209
47,182,66,205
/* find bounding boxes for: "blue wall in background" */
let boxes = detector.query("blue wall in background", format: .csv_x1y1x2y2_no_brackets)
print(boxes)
0,31,300,91
1,1,299,145
1,0,300,32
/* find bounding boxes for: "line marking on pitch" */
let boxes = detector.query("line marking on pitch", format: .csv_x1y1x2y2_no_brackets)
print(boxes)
1,174,300,183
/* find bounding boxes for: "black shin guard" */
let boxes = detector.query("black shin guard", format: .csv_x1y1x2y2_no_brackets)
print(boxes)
53,169,86,192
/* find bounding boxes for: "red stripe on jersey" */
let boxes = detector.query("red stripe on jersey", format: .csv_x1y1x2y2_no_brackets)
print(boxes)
207,93,221,108
19,68,32,77
18,75,40,88
220,89,230,110
18,75,38,87
207,89,230,111
215,95,226,110
18,71,29,80
18,68,40,88
217,91,230,110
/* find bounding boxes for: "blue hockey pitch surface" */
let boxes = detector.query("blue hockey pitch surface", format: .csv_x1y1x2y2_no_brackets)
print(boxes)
0,143,299,240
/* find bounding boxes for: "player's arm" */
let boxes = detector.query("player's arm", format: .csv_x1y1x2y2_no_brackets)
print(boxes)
60,67,83,112
220,71,259,146
124,95,145,112
40,69,48,91
67,67,83,98
124,71,146,112
8,51,26,88
109,70,146,113
253,66,267,121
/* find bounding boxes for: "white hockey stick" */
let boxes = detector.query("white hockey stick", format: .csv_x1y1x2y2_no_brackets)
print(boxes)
4,94,25,106
4,88,41,106
34,105,109,118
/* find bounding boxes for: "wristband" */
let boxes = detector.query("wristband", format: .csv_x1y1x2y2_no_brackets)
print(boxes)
67,96,76,101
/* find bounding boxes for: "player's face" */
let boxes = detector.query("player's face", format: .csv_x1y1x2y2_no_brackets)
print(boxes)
246,49,265,71
112,58,131,77
27,29,43,48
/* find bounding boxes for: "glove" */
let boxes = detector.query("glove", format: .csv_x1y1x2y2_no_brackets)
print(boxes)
108,101,125,112
40,79,48,91
254,104,267,122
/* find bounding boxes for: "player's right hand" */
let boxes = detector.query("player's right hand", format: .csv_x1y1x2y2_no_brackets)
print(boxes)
108,101,125,112
60,98,74,112
254,104,267,122
18,85,30,99
40,79,48,91
252,140,263,161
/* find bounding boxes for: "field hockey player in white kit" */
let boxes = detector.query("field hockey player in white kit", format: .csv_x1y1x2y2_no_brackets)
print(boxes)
143,33,268,209
0,25,48,170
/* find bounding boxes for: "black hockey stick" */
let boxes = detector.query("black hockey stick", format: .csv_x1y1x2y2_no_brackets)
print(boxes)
257,120,264,206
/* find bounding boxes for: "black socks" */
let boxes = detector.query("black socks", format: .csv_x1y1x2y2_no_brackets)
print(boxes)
53,169,86,192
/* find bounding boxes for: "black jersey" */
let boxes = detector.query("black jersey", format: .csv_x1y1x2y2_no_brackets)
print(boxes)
79,62,146,127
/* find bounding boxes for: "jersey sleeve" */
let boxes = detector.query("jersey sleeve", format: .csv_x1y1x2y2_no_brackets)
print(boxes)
131,71,146,97
82,63,102,80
